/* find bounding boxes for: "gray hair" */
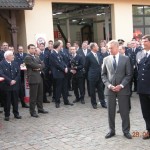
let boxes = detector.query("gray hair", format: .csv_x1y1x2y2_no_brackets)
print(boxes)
107,40,119,47
4,50,13,58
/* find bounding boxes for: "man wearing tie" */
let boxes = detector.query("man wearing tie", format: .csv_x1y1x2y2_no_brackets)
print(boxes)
0,51,22,121
85,43,107,109
101,40,132,139
24,44,48,118
137,35,150,140
49,41,74,108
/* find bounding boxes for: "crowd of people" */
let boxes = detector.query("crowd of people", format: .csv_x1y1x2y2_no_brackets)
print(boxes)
0,35,150,140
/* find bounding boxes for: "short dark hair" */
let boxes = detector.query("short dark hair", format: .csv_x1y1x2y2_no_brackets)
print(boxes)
48,40,53,44
28,44,35,49
142,35,150,41
53,41,61,49
90,43,96,50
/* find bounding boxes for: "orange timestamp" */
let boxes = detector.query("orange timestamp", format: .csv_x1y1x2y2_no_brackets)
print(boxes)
132,131,149,137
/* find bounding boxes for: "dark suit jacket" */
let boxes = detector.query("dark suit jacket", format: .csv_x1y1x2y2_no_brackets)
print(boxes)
49,50,66,79
77,49,91,65
70,54,84,78
0,50,5,62
15,53,27,66
126,47,141,67
101,54,132,95
85,52,103,81
0,60,20,91
24,54,44,84
137,55,150,94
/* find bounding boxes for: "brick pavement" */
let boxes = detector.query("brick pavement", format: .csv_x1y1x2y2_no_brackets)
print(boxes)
0,92,149,150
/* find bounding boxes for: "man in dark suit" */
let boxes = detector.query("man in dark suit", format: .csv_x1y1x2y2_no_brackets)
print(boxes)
15,45,29,108
39,43,50,103
0,42,9,62
24,44,48,118
126,40,141,92
70,46,85,104
137,35,150,140
77,41,91,96
49,41,74,108
0,50,22,121
101,40,132,139
85,43,107,109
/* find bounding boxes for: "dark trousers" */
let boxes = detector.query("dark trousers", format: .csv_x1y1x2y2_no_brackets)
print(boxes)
89,79,105,106
133,68,138,91
106,95,130,134
72,77,84,100
4,90,19,117
139,94,150,132
29,81,43,114
83,75,90,96
41,73,48,102
55,77,69,104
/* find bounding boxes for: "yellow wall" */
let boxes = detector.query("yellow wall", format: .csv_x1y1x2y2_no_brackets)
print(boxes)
24,0,54,46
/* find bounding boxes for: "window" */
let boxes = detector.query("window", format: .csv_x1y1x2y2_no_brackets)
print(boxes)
133,5,150,40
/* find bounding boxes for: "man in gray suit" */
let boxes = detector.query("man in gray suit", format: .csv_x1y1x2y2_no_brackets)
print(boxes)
101,40,132,139
24,44,48,118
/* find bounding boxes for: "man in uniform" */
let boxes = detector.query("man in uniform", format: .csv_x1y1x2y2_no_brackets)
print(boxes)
137,35,150,140
24,44,48,118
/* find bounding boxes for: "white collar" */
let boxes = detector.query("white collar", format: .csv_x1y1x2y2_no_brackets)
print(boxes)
53,49,58,54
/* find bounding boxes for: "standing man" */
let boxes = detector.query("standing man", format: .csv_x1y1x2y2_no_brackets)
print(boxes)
137,35,150,140
101,40,132,139
24,44,48,118
15,45,29,108
0,51,21,121
126,40,141,92
70,46,85,104
49,41,74,108
85,43,107,109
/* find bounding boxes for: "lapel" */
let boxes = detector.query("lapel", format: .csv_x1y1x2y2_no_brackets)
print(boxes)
4,60,11,69
91,52,99,65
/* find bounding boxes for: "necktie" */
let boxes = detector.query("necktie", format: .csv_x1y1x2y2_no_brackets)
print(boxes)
146,52,148,57
113,56,117,70
95,53,99,64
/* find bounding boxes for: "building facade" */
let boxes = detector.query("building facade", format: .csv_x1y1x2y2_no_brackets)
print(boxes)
0,0,150,50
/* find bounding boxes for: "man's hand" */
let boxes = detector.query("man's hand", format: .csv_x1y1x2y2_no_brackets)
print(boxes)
114,85,122,92
70,70,76,74
110,85,116,92
10,80,16,86
65,68,68,73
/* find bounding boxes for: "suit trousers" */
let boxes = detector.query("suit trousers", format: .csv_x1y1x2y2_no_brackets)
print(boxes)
55,77,69,104
4,90,19,117
139,94,150,132
72,77,84,100
29,81,43,114
89,79,105,106
106,95,130,134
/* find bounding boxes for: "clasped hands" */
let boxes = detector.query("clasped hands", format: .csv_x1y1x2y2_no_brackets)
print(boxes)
65,68,76,74
110,85,122,92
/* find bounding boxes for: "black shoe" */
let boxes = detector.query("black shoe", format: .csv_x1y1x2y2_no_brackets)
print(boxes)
0,110,3,113
105,132,115,139
117,110,120,113
101,104,107,108
38,110,48,114
4,117,9,121
14,115,22,119
68,94,72,97
124,133,132,139
55,103,60,108
143,132,150,140
64,102,74,106
81,100,85,104
43,100,50,103
73,99,80,103
22,104,29,108
31,113,39,118
92,105,97,109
